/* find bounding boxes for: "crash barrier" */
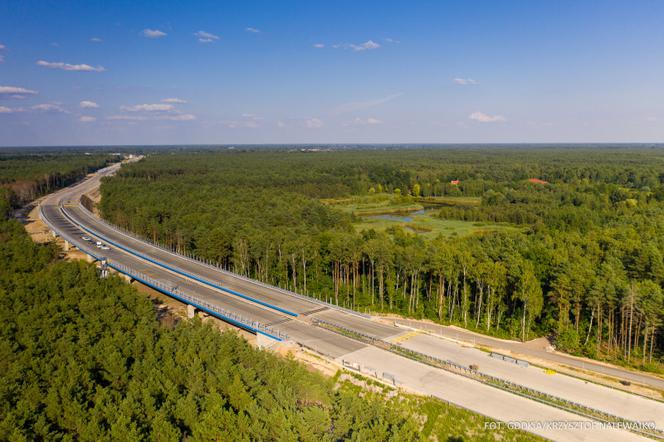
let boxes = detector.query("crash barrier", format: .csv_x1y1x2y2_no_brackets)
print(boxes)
312,318,664,441
75,203,371,320
342,360,361,371
342,360,396,386
382,372,396,386
489,352,529,368
40,206,288,342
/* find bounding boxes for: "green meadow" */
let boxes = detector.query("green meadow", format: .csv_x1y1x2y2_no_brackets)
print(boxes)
354,212,519,239
325,194,512,238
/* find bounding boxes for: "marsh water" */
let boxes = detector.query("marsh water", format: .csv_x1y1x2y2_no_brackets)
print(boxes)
367,208,427,222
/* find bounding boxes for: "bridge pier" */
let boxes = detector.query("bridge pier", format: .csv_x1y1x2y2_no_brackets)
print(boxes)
187,304,197,319
63,239,71,251
98,258,109,278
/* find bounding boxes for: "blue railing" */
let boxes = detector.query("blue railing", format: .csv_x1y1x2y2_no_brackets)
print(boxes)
74,202,371,320
40,205,288,341
60,206,299,317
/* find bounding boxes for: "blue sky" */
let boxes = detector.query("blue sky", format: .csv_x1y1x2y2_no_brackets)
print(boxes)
1,0,663,146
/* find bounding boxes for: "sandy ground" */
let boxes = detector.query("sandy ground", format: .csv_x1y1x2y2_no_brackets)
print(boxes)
21,200,52,243
84,188,102,216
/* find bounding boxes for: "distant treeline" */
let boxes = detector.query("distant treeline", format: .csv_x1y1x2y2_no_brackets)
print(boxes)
100,149,664,371
0,153,113,216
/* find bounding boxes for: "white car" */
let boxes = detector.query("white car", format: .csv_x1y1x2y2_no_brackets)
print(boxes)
99,245,110,250
81,235,91,241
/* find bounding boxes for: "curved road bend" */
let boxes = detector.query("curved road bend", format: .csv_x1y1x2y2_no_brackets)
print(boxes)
40,163,660,441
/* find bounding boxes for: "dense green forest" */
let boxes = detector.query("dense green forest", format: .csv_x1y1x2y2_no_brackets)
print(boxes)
0,191,536,441
100,148,664,372
0,152,113,216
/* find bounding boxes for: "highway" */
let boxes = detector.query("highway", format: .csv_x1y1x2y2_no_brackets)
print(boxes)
39,162,664,441
395,318,664,391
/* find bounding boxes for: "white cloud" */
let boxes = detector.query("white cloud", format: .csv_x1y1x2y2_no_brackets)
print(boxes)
121,103,175,112
349,117,383,126
107,115,146,121
245,27,260,33
0,43,5,50
0,86,38,95
350,40,380,51
0,106,17,113
222,114,262,128
194,31,220,43
114,100,194,122
305,117,323,128
329,40,382,52
79,115,96,122
454,77,478,86
0,55,4,63
334,93,402,114
90,37,103,43
469,111,506,123
142,29,167,39
37,60,106,72
108,113,195,122
165,113,196,121
384,37,400,44
32,103,67,113
80,100,99,109
313,43,325,48
161,97,187,103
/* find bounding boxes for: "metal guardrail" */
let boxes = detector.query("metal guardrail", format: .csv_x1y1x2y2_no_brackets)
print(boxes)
489,351,529,367
312,318,664,440
39,204,288,342
75,202,371,320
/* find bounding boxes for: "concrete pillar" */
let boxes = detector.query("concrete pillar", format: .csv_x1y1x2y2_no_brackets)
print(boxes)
187,304,197,319
63,240,70,251
98,259,109,278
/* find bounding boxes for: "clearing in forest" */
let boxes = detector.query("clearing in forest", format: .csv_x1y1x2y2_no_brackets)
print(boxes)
325,193,515,238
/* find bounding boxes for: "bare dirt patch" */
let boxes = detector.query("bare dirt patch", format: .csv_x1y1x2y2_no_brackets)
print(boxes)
21,202,52,243
83,188,102,216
